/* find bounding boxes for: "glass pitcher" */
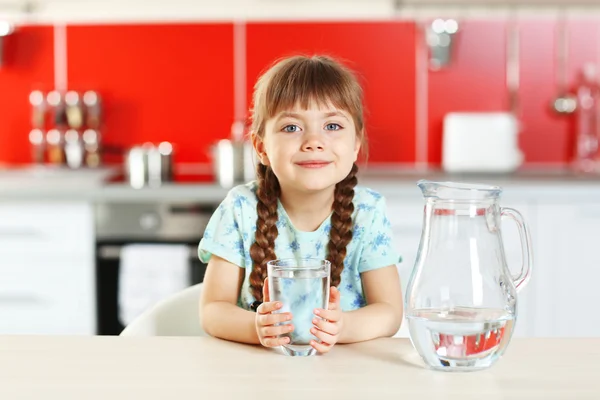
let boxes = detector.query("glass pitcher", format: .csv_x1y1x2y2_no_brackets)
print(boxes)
405,180,533,371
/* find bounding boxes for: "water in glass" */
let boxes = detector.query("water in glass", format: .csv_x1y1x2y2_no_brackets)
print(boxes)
268,258,330,356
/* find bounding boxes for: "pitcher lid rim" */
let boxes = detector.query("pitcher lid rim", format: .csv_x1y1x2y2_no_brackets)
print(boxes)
417,179,502,192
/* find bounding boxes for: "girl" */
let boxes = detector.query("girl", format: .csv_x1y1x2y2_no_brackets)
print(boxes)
199,55,403,353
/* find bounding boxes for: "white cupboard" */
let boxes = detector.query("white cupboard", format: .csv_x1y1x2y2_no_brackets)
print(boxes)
535,203,600,337
0,202,96,335
385,200,423,338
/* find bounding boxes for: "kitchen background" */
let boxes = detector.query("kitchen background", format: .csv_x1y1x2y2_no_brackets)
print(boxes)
1,2,599,168
1,0,600,339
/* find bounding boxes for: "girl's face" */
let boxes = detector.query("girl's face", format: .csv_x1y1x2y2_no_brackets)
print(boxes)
254,100,361,194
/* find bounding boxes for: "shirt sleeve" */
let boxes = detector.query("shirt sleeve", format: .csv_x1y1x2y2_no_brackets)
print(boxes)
197,190,248,268
357,196,402,273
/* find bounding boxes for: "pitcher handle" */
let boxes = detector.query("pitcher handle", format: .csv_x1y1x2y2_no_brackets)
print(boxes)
501,207,533,292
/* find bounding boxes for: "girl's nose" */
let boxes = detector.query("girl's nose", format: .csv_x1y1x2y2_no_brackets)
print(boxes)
301,130,325,152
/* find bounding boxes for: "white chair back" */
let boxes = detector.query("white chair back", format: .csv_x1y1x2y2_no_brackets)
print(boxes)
120,283,205,337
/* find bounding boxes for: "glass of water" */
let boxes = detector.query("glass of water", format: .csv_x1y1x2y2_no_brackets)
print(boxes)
267,258,330,357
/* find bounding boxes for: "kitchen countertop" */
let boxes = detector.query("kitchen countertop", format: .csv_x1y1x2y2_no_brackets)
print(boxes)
2,164,600,203
0,335,597,399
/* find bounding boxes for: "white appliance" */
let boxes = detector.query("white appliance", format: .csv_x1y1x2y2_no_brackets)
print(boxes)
442,112,524,173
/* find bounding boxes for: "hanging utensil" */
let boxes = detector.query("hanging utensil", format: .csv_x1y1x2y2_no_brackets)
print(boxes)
552,10,577,115
506,10,520,117
426,18,460,70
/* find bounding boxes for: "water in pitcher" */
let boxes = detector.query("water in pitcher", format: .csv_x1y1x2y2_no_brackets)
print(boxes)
270,268,329,355
407,307,515,371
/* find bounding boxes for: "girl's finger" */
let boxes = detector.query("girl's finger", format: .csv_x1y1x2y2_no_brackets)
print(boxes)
310,339,333,353
312,317,339,335
328,286,341,308
262,278,270,303
258,312,292,326
310,326,337,346
257,300,282,315
262,336,290,348
314,308,342,322
261,324,294,338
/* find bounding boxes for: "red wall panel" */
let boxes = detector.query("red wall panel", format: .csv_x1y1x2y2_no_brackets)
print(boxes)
0,26,54,165
518,20,570,164
564,19,600,164
567,20,599,92
246,22,417,164
67,23,234,164
427,20,509,165
0,20,596,169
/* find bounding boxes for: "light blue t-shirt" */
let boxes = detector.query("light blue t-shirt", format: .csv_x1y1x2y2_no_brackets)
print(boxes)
198,181,401,312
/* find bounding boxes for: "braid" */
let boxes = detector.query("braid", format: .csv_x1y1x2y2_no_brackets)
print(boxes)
249,164,280,302
327,163,358,287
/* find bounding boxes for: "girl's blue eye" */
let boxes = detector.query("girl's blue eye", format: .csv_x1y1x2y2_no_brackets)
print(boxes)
283,125,300,133
325,123,342,131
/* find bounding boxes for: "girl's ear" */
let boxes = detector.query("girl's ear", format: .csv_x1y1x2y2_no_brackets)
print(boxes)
251,131,270,166
353,129,363,162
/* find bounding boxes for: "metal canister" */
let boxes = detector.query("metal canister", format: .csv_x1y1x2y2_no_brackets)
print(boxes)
126,142,174,189
211,139,256,188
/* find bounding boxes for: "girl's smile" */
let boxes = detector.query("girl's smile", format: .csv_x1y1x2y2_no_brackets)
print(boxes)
295,159,333,169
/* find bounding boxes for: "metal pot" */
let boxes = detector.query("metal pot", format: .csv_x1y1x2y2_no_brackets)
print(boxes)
211,139,256,187
126,142,173,189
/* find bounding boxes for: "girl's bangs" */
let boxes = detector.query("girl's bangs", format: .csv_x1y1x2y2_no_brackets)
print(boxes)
262,59,361,120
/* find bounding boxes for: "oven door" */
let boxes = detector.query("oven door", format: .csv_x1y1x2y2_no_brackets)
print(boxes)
95,239,206,335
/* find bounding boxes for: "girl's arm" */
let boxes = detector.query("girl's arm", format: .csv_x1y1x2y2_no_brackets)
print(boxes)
338,264,403,344
199,255,260,344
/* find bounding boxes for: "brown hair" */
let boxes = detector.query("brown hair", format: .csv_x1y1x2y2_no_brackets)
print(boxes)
249,55,367,302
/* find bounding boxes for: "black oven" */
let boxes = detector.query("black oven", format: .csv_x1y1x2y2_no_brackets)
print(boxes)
94,201,216,335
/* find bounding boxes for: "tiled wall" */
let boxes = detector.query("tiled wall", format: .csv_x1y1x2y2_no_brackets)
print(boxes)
0,20,597,167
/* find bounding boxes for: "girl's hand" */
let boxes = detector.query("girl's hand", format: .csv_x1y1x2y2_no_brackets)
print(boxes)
310,286,343,353
255,278,294,348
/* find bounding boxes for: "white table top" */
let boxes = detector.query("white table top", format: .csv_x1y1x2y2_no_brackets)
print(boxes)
0,336,597,399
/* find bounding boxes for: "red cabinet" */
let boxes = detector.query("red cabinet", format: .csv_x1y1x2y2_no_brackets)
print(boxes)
67,24,235,163
246,22,417,164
